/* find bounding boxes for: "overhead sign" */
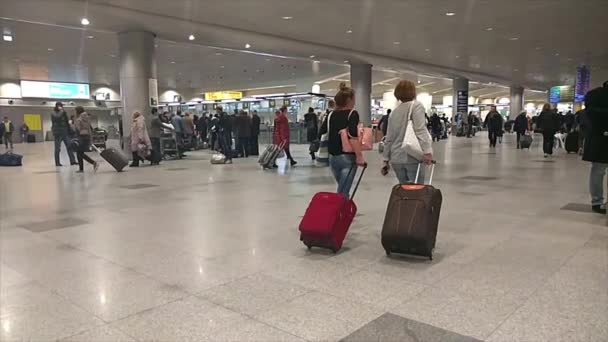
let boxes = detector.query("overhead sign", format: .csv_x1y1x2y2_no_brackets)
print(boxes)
204,91,243,101
21,80,90,99
549,85,575,104
574,66,591,103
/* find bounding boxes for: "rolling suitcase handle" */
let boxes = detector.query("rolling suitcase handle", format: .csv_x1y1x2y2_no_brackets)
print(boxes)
414,161,437,185
348,163,367,200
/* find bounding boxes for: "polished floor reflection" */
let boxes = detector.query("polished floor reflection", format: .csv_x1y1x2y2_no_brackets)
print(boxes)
0,134,606,341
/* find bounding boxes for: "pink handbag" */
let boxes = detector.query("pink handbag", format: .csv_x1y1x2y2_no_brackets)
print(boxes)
339,110,373,152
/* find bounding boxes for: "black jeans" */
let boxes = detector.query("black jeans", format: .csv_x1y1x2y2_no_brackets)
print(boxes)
236,137,249,157
54,133,76,165
150,137,161,164
284,146,295,162
77,135,95,171
218,132,232,161
516,132,522,148
543,131,555,155
488,130,498,147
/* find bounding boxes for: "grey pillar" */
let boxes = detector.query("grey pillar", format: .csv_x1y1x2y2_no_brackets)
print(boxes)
452,77,469,119
510,86,524,118
350,64,372,127
118,31,157,154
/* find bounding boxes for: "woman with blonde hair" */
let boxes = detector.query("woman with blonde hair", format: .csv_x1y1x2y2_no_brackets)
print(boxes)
318,83,366,196
381,80,433,184
130,112,152,167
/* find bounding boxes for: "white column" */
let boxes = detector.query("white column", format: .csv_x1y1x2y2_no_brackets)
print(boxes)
350,63,372,126
118,31,158,154
452,77,469,119
510,86,524,118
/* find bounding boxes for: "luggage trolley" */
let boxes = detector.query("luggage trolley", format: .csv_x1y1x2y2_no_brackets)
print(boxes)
160,133,179,159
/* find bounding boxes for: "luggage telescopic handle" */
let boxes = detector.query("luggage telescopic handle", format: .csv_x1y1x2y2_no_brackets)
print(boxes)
415,161,436,185
349,163,367,200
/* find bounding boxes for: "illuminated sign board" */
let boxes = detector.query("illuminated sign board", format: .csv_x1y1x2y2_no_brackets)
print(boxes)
574,66,591,103
549,85,574,104
204,91,243,101
21,80,90,99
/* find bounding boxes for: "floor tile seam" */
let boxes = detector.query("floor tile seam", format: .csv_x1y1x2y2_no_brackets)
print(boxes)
57,321,142,342
481,242,588,340
106,294,199,327
291,289,385,325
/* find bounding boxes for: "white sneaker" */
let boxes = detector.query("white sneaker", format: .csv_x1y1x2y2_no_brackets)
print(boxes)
544,154,548,158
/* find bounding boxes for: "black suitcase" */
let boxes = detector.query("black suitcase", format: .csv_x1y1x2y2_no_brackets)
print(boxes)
565,131,579,153
27,134,36,143
92,145,128,172
381,164,442,260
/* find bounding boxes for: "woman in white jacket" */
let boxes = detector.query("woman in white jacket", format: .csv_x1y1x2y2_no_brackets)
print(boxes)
381,80,433,184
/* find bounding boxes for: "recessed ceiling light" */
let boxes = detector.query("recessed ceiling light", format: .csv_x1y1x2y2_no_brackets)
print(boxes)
245,43,251,49
485,27,493,31
509,37,519,41
265,58,271,62
513,68,519,71
555,53,560,56
215,52,223,56
445,12,455,16
425,48,430,52
47,48,54,51
535,46,542,50
87,35,94,39
344,60,349,64
567,57,573,61
81,18,90,26
281,16,293,20
309,55,315,58
495,65,500,67
393,41,400,45
313,60,320,64
417,80,421,84
171,61,176,64
220,65,225,68
346,29,353,34
3,34,13,42
188,34,196,41
455,55,460,58
109,54,116,58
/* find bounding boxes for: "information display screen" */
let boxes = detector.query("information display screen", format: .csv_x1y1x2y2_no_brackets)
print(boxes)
549,85,574,104
21,80,90,99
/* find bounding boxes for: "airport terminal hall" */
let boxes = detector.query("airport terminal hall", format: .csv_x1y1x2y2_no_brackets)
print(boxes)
1,0,608,341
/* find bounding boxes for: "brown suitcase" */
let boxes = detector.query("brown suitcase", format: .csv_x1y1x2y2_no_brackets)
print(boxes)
381,164,442,260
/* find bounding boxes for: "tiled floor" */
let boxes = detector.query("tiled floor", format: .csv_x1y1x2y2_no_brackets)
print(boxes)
0,133,606,341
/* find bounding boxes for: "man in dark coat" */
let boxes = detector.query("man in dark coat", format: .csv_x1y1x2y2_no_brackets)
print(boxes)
484,106,503,148
537,104,560,157
582,81,608,214
250,110,261,156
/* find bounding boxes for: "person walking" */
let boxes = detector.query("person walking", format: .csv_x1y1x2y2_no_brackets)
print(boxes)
51,102,77,166
235,110,252,157
466,111,476,138
273,106,297,167
304,107,319,160
537,103,560,157
197,113,208,145
484,106,503,148
430,113,442,142
74,106,99,173
250,110,261,156
378,109,391,137
20,123,29,143
514,111,529,149
317,83,366,196
148,108,163,165
130,112,152,167
0,117,14,149
381,80,433,184
582,81,608,214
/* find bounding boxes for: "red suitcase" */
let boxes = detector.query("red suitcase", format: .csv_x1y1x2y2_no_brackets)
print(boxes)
299,165,366,253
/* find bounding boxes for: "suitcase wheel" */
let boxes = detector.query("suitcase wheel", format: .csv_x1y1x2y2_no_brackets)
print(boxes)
306,244,312,251
385,250,391,257
331,248,338,254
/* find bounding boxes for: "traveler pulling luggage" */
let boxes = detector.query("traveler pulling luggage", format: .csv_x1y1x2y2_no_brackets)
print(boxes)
299,164,367,253
381,163,442,260
258,141,285,169
91,145,128,172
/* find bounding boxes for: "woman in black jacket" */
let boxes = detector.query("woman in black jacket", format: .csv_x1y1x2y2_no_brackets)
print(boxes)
537,103,560,157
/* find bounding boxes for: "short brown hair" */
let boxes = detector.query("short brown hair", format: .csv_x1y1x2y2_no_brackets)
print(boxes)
394,80,416,102
542,103,552,111
334,82,355,107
